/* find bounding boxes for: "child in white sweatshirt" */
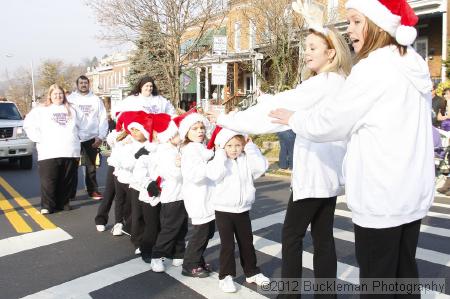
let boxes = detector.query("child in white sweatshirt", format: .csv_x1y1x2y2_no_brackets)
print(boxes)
139,114,188,272
114,111,159,257
178,110,216,278
207,126,270,293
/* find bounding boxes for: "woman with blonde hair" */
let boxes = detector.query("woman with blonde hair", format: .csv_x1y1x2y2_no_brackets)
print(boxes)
270,0,434,296
24,84,89,214
209,24,352,297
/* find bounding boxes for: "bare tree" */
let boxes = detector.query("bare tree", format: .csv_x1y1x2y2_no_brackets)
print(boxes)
5,67,33,114
87,0,226,107
242,0,305,92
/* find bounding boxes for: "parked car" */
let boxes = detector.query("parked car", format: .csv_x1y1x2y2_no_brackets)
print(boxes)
0,100,34,169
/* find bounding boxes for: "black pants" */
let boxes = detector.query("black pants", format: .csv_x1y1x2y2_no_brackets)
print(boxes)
183,220,215,271
152,201,188,259
354,219,421,299
113,179,132,226
215,210,260,279
280,194,337,299
81,138,98,193
95,166,116,225
38,158,79,212
130,189,161,257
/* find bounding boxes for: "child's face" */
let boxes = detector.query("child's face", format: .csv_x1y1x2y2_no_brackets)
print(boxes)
130,128,147,142
187,122,205,143
304,33,335,74
346,9,367,54
224,136,244,160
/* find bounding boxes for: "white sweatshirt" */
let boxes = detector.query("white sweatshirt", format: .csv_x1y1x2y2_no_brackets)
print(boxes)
68,91,109,140
132,150,161,206
153,143,183,204
210,142,268,213
217,72,347,200
291,46,434,228
23,103,90,161
181,142,215,225
113,139,153,185
111,94,176,119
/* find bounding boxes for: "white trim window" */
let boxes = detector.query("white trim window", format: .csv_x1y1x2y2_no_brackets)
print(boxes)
413,37,428,61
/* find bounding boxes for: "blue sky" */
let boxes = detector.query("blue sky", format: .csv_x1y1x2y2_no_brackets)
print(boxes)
0,0,129,80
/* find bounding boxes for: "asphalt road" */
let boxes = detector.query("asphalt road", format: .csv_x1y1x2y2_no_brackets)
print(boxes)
0,155,449,299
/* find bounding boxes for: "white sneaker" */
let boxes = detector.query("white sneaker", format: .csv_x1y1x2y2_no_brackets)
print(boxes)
246,273,270,286
172,258,183,267
219,275,237,293
96,225,106,232
151,258,165,272
111,223,123,236
40,209,49,215
135,248,141,255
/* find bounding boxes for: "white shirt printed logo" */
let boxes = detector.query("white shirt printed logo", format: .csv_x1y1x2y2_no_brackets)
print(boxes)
143,105,159,113
78,104,93,116
51,113,69,126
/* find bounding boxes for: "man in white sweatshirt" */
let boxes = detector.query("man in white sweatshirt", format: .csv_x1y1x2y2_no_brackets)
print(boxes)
68,75,109,200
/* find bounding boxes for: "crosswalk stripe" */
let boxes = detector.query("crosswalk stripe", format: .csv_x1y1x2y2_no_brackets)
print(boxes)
0,176,56,230
334,209,450,238
164,264,268,298
0,228,72,258
0,191,32,233
22,258,268,299
337,196,450,211
243,209,450,267
253,235,450,298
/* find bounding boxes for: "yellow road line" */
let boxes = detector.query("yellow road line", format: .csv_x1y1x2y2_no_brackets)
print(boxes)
0,191,32,233
0,176,57,230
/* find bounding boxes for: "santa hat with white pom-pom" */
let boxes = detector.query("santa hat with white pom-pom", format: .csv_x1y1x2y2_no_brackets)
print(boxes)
345,0,418,46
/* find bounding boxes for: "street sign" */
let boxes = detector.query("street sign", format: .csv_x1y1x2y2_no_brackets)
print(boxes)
213,36,227,55
110,89,123,102
211,63,227,86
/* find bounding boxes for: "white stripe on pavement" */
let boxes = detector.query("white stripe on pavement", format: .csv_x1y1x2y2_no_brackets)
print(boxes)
21,258,150,299
165,263,268,299
334,209,450,238
253,235,449,298
0,228,72,258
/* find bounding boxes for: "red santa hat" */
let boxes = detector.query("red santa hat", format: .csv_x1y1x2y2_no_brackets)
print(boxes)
173,108,208,141
116,111,153,140
345,0,418,46
150,113,179,143
207,126,243,149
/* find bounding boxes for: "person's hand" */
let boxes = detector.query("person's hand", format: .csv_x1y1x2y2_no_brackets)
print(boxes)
92,137,102,148
175,154,181,167
135,147,150,159
147,181,160,197
268,108,295,125
206,110,219,124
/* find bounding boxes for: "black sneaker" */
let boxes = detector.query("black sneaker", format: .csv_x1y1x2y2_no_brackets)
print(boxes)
142,256,152,264
181,267,209,278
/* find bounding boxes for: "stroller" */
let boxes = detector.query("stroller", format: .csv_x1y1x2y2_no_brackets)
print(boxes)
434,126,450,181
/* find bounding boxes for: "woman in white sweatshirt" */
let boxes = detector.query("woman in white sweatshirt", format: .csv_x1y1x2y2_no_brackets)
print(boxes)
210,27,352,295
111,76,175,118
24,84,89,214
207,127,270,293
269,0,434,292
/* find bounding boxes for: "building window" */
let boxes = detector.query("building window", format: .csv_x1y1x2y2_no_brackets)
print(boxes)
414,37,428,60
249,20,256,49
234,22,241,52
